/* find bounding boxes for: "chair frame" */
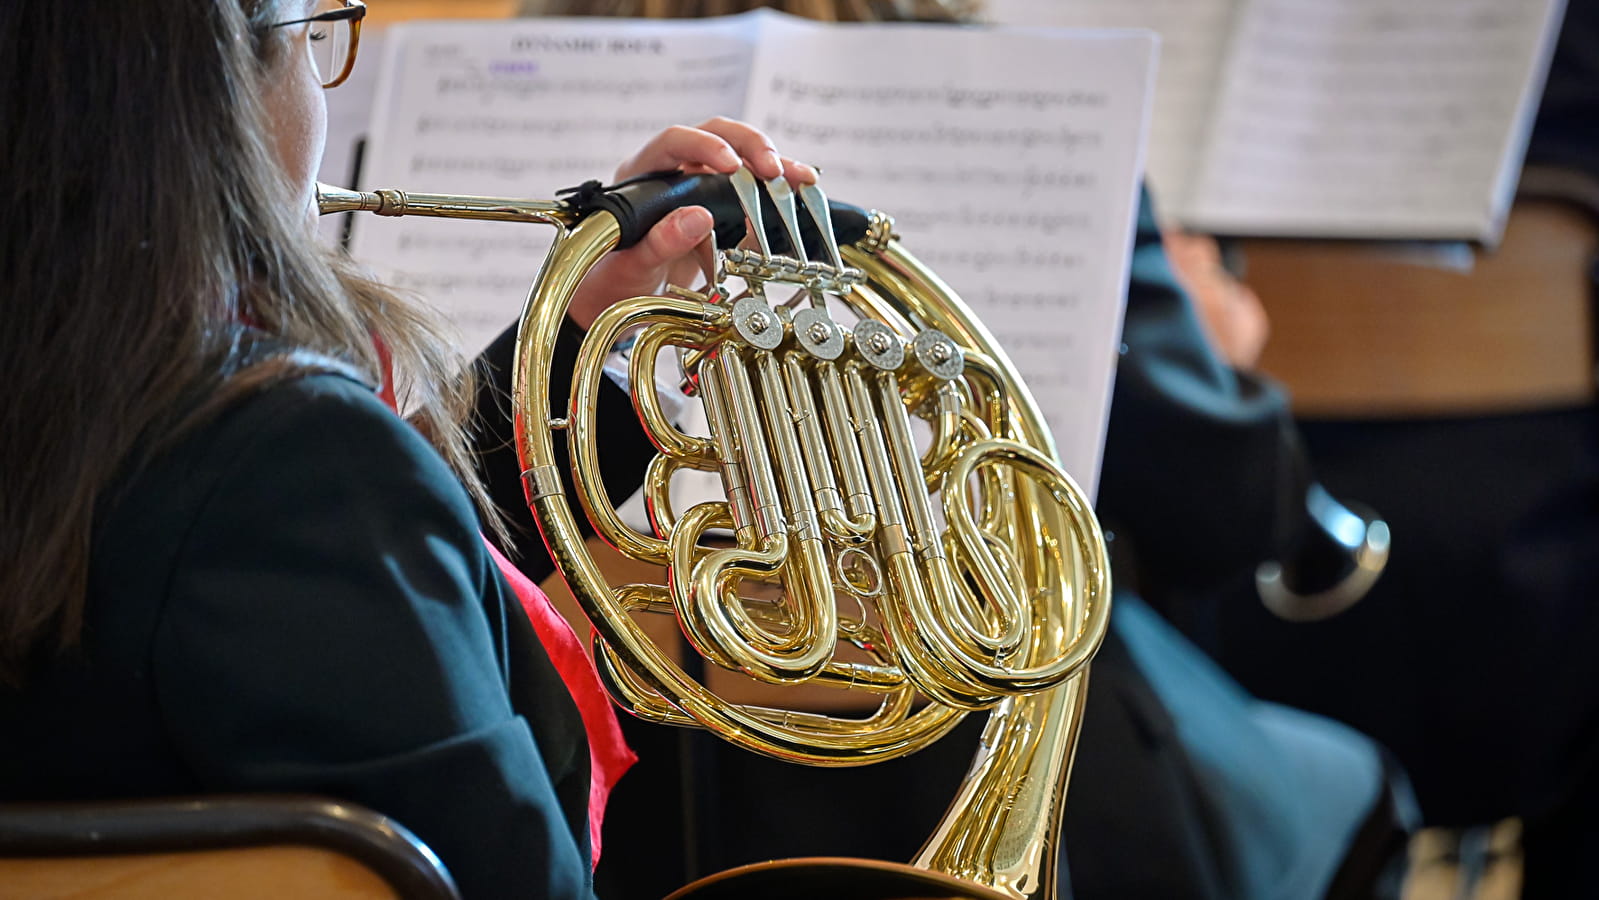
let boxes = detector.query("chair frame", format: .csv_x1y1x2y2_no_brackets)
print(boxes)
0,794,460,900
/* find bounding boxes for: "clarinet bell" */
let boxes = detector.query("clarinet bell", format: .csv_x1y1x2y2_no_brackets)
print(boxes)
1257,484,1390,622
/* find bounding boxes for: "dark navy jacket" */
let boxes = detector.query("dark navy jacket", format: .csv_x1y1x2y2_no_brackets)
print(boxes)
1,371,595,900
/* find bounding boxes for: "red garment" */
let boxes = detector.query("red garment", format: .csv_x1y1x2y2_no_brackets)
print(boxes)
373,335,634,867
483,539,636,867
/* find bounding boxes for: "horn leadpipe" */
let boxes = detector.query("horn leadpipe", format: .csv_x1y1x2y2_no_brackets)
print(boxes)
315,182,573,225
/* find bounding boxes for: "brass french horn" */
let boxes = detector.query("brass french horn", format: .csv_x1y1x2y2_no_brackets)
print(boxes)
319,171,1111,900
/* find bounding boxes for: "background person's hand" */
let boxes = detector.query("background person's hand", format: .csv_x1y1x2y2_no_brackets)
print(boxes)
1163,228,1270,370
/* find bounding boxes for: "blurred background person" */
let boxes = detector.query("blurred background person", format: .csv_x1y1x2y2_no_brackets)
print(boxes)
1167,4,1599,896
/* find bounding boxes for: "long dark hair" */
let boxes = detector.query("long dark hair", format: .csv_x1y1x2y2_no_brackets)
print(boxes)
0,0,495,687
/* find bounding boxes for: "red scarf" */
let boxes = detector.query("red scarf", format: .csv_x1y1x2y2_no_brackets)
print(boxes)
482,539,637,866
374,340,635,867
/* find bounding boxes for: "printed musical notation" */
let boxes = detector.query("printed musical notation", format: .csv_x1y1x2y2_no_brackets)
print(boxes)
350,16,756,354
986,0,1565,241
346,11,1155,492
1190,0,1564,240
984,0,1240,221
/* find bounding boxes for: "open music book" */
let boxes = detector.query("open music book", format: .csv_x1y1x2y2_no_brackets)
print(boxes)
987,0,1566,242
337,10,1156,494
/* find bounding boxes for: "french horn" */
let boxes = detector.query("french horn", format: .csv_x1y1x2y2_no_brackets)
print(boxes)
319,171,1111,900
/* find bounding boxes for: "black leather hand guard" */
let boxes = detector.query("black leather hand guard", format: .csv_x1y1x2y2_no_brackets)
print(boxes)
560,171,871,256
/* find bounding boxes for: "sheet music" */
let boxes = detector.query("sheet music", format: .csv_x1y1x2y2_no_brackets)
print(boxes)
742,14,1155,491
984,0,1239,221
350,16,757,353
1187,0,1566,240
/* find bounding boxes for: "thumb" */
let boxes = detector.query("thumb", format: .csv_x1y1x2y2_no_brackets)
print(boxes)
567,206,716,330
616,206,716,277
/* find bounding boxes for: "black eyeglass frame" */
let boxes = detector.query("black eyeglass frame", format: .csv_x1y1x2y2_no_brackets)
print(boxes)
270,0,366,89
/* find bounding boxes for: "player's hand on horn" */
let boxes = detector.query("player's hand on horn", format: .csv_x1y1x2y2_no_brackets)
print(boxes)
567,117,818,329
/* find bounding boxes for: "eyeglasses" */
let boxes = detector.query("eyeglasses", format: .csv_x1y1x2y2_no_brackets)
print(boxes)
271,0,366,89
